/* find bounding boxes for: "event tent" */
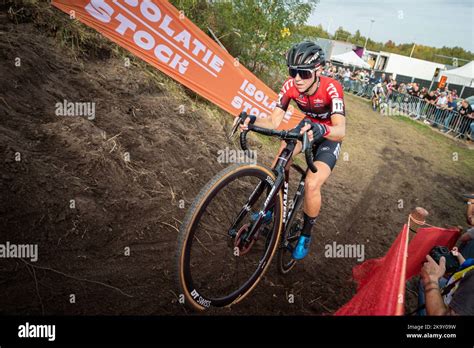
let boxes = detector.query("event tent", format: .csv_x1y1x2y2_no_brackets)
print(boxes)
331,50,371,69
439,61,474,87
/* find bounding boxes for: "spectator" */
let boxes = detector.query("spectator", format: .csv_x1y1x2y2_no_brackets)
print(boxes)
417,195,474,316
419,87,428,99
452,89,459,100
386,78,396,98
369,70,376,84
412,86,428,120
398,83,406,94
407,83,420,118
377,73,386,84
441,92,458,132
423,90,437,124
459,193,474,257
419,253,474,315
337,66,344,81
350,69,359,92
357,70,366,94
424,90,436,104
433,92,448,126
408,83,420,97
458,99,474,140
343,68,352,90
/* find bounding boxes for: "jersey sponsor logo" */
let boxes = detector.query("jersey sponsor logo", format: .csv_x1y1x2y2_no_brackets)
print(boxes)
314,98,324,103
307,112,329,119
327,83,340,98
281,79,294,93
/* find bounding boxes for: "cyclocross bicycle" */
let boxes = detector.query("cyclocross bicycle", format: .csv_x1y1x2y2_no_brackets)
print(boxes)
176,112,318,311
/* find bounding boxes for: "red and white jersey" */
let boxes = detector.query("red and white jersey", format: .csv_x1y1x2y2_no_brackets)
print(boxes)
276,76,345,126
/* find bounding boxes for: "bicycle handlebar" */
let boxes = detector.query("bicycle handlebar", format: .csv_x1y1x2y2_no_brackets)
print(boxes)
236,117,317,173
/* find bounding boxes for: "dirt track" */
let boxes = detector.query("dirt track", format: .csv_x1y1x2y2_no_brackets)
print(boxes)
1,18,473,315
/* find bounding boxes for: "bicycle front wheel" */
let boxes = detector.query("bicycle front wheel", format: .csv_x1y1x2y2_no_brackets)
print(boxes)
176,164,283,311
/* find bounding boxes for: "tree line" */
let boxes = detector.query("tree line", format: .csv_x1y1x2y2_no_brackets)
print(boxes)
170,1,473,89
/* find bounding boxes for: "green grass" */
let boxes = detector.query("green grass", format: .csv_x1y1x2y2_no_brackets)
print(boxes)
392,115,474,176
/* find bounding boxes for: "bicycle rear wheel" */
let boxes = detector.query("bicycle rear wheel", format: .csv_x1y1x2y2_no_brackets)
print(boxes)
176,164,283,311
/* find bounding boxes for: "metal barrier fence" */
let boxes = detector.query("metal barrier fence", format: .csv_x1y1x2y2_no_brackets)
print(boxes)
330,62,474,98
342,79,375,99
335,77,474,139
385,91,473,139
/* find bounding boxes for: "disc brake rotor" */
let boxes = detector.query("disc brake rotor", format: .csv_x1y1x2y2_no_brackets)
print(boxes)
234,223,256,256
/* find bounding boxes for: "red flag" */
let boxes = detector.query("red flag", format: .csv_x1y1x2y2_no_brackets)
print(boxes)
405,227,460,280
335,225,460,316
336,225,409,316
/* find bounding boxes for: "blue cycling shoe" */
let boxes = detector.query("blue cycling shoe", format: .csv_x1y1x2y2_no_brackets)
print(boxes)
292,235,311,260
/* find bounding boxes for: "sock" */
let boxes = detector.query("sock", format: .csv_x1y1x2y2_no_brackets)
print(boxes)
301,213,318,237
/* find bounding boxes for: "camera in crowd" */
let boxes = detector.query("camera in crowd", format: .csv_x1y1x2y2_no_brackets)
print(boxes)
430,246,460,274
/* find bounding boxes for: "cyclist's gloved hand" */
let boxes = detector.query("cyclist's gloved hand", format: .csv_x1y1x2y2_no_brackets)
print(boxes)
300,121,328,142
239,112,257,132
310,123,329,142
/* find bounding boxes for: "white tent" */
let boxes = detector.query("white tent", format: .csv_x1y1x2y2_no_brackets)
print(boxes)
439,61,474,87
331,51,370,69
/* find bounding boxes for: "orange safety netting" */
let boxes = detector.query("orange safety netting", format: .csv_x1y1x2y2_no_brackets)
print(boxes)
335,226,460,316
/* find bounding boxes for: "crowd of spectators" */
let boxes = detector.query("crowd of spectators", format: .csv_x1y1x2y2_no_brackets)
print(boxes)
321,62,474,141
418,194,474,316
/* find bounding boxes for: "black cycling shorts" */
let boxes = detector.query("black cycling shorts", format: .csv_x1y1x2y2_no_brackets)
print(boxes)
292,119,342,171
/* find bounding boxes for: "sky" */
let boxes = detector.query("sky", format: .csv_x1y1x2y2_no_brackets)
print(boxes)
307,0,474,52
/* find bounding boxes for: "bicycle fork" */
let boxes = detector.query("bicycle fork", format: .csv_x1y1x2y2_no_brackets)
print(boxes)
227,152,292,244
231,166,285,245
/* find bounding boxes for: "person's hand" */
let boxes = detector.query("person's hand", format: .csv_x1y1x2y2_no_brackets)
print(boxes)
299,122,312,141
238,114,256,132
299,122,327,142
451,247,466,265
421,255,446,286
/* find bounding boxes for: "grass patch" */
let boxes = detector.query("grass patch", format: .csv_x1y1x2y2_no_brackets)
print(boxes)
391,115,474,176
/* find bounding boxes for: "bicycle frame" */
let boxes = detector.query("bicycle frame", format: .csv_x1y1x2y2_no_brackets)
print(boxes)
227,140,307,248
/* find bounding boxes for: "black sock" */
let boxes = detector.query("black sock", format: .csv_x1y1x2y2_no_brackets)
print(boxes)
302,213,318,237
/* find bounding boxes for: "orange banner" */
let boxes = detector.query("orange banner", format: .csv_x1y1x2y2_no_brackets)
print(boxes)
51,0,303,129
438,75,448,89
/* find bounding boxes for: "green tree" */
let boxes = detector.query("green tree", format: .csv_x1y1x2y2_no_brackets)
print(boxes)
334,26,351,41
171,0,320,87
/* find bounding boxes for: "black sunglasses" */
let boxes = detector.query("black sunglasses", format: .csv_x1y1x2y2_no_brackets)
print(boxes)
289,67,315,79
